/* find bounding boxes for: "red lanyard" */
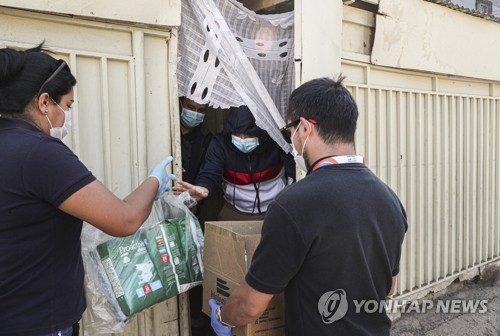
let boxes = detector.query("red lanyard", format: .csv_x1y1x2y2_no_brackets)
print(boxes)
311,155,365,172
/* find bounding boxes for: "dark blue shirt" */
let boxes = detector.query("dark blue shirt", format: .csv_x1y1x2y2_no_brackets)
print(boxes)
0,118,96,335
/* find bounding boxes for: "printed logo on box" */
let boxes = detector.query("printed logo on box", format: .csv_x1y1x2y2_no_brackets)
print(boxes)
209,277,233,305
217,277,231,298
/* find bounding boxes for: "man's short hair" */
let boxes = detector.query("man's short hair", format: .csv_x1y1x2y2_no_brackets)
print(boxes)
287,76,359,144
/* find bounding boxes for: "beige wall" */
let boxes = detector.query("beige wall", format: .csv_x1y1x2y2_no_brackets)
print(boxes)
295,0,343,83
372,0,500,82
0,0,181,26
339,2,500,300
340,0,500,299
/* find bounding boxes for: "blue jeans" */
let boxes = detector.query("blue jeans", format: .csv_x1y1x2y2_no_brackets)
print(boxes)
40,326,73,336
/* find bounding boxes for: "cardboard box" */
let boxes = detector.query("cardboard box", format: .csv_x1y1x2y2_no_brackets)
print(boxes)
202,221,285,336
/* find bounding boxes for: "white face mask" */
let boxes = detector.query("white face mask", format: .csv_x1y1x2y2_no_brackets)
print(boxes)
231,134,259,153
45,102,72,139
291,121,310,172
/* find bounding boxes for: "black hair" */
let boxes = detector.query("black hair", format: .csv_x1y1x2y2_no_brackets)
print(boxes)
0,42,76,115
287,76,358,144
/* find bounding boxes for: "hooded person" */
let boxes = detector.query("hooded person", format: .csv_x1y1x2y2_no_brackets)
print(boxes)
174,105,295,221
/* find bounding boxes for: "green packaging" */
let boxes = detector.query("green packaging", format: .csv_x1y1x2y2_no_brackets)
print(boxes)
96,213,204,318
96,231,168,316
142,223,181,299
171,218,203,284
143,218,203,295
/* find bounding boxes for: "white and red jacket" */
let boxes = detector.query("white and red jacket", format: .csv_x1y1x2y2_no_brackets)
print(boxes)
195,106,295,214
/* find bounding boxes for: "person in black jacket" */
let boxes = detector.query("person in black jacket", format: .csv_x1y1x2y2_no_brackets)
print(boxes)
179,96,225,222
179,96,212,184
175,105,295,221
179,96,224,336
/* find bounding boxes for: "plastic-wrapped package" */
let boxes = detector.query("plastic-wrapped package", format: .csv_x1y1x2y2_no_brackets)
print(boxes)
96,231,168,316
81,192,204,334
142,223,182,299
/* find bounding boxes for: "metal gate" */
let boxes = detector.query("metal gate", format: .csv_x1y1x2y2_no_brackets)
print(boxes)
343,59,500,298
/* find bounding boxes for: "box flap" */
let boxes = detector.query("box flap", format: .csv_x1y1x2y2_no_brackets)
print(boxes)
202,220,285,336
204,221,263,283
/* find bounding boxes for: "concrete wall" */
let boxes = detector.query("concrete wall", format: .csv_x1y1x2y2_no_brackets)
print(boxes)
0,0,180,26
372,0,500,81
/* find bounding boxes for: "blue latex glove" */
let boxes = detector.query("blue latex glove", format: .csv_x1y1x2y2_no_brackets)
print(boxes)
149,156,176,200
209,299,233,336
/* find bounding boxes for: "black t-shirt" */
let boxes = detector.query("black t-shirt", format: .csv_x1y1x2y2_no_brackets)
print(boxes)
0,118,96,335
246,163,407,336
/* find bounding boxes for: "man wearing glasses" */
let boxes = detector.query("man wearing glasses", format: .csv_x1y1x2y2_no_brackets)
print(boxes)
209,76,408,336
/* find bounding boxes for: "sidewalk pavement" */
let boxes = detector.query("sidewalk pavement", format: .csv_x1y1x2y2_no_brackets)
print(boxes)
391,264,500,336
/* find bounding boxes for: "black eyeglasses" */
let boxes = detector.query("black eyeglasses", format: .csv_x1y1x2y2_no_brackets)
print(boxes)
36,60,68,97
280,117,318,143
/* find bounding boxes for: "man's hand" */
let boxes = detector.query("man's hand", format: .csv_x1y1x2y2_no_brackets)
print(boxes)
172,180,208,201
209,299,233,336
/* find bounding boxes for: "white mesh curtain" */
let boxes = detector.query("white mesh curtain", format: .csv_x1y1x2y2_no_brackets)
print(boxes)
177,0,294,151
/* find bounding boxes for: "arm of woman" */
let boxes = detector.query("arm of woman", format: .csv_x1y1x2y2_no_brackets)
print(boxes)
25,136,175,237
59,177,159,237
60,156,175,237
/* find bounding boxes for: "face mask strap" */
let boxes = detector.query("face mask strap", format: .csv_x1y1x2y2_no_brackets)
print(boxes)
291,120,302,145
45,114,54,129
301,120,312,156
291,120,312,160
45,104,71,140
55,102,67,114
48,96,70,113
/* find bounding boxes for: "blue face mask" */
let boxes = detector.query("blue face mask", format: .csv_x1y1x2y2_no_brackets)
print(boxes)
181,108,205,128
231,135,259,153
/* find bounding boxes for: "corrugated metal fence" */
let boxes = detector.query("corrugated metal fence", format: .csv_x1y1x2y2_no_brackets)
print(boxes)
343,60,500,297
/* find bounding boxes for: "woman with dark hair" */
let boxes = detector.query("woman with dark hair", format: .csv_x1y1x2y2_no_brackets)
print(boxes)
0,44,175,336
